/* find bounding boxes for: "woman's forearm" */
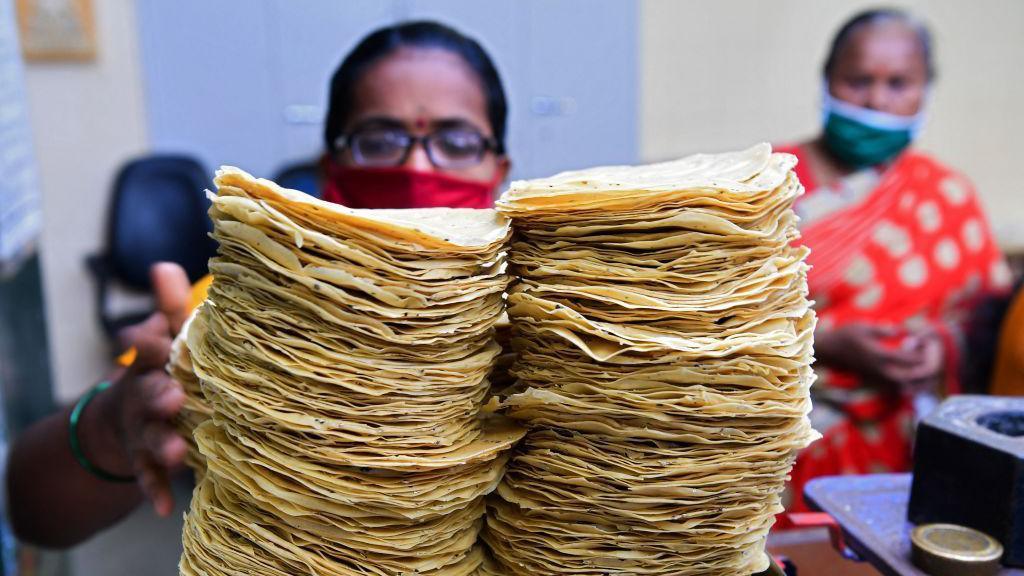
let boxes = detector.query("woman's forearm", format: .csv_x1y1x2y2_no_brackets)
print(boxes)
6,385,142,548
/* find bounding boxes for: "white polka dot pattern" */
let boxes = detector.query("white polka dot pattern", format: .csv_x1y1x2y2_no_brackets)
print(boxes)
844,256,874,287
961,218,985,253
904,313,928,330
915,201,942,233
899,256,929,288
934,238,960,270
940,177,969,205
899,193,917,212
854,284,884,310
991,260,1013,290
872,220,912,258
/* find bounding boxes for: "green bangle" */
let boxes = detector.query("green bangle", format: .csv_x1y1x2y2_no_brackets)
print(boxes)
69,381,135,483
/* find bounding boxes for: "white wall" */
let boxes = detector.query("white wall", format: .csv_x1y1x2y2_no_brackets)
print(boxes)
641,0,1024,251
24,0,148,401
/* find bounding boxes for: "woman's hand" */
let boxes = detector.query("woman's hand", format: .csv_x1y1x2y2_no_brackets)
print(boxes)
108,313,188,516
106,262,192,516
815,322,945,393
117,263,192,346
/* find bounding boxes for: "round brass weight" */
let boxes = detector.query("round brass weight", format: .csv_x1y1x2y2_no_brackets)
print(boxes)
911,523,1003,576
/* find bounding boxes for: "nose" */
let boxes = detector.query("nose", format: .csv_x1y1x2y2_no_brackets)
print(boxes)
865,82,891,112
404,141,434,172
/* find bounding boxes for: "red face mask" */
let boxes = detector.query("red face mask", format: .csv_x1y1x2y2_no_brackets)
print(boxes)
321,159,499,209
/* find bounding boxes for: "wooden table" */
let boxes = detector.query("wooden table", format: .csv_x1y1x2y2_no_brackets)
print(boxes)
804,473,1023,576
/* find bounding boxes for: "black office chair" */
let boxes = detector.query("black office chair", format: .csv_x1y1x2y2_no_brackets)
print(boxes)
87,154,216,338
272,159,322,198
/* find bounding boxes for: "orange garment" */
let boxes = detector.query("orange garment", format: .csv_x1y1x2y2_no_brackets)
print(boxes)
116,274,213,366
991,289,1024,395
186,274,214,312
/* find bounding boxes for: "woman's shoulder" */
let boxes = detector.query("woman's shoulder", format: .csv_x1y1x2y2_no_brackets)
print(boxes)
901,149,970,182
899,149,981,205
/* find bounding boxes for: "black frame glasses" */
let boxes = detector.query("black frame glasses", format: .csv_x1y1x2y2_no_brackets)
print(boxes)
335,125,497,169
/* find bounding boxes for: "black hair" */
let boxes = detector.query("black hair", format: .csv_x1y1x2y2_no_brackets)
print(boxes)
823,8,935,82
324,20,508,155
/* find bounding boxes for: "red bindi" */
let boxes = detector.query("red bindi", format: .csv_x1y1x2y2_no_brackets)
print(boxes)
414,118,427,130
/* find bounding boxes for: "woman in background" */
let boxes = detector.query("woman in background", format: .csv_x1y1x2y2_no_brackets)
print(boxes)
777,9,1009,511
6,20,512,548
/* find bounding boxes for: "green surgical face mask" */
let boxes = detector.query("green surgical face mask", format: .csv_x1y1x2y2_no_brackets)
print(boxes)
822,90,926,169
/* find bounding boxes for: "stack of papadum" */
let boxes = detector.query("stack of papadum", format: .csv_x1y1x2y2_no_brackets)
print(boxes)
177,167,524,575
482,143,819,575
167,311,210,474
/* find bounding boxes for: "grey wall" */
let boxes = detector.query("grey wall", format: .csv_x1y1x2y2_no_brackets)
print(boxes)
136,0,639,182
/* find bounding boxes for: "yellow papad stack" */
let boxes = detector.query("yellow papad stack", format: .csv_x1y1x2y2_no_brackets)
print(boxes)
177,167,524,575
482,143,819,575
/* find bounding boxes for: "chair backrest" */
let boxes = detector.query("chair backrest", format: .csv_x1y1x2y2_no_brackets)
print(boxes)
272,159,321,199
106,155,215,290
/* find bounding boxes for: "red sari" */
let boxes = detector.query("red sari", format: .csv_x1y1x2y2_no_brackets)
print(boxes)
778,145,1010,512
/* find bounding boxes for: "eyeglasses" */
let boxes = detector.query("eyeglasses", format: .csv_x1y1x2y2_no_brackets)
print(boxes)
335,126,497,169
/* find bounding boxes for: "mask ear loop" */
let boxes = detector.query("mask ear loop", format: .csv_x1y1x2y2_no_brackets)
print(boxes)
820,79,833,127
910,87,930,138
